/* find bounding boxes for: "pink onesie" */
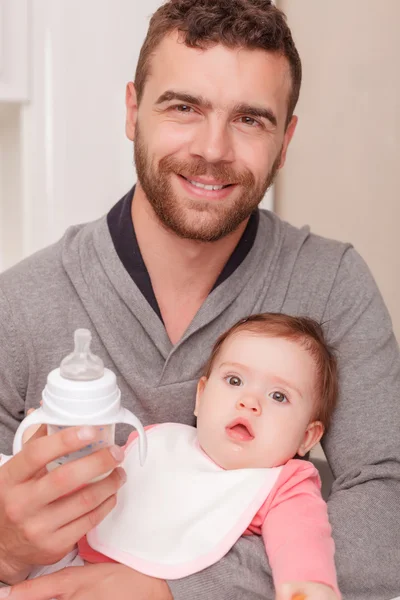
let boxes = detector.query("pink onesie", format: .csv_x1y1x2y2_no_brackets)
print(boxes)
79,428,340,597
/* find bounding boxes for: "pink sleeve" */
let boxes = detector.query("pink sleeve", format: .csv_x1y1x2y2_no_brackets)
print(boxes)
78,424,157,564
261,459,341,598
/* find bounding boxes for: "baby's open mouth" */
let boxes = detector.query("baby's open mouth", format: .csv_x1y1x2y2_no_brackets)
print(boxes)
226,419,255,442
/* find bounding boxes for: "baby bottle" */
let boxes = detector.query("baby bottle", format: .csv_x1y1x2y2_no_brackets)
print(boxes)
13,329,147,477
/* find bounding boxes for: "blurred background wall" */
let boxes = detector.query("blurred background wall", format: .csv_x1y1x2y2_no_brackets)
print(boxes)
277,0,400,338
0,0,399,338
0,0,163,270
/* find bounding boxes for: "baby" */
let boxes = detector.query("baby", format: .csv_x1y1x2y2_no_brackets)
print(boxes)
4,313,341,600
80,312,341,600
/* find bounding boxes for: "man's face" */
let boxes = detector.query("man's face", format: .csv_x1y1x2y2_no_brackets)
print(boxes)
127,32,297,241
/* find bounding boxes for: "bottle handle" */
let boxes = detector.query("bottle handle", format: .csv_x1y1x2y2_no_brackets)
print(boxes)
119,408,148,466
13,408,48,455
13,408,148,466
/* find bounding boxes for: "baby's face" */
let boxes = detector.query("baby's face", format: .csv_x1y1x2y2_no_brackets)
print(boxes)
195,331,324,469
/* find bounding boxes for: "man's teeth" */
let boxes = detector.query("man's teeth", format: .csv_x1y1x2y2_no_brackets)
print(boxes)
187,179,226,191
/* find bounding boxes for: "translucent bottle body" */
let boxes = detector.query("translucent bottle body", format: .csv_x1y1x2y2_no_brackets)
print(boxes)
46,423,116,481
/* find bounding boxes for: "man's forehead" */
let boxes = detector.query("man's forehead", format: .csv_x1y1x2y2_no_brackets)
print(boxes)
146,32,291,117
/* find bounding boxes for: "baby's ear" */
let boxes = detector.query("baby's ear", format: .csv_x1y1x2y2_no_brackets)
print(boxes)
194,376,207,417
297,421,324,457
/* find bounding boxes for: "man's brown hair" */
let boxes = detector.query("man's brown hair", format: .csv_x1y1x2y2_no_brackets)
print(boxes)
203,313,338,430
135,0,302,127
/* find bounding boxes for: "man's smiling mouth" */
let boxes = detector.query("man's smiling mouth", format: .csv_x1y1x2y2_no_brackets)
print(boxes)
179,174,234,191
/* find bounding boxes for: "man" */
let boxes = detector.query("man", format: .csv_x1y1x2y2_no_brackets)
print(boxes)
0,1,399,599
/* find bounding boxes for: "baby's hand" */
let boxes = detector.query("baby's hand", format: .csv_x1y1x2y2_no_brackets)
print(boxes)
275,581,339,600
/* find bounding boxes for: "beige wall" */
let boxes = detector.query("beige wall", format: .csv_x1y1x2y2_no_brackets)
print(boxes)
276,1,400,339
0,104,23,271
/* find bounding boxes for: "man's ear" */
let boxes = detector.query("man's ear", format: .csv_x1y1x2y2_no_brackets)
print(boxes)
194,376,207,417
125,81,139,141
278,115,298,169
297,421,324,457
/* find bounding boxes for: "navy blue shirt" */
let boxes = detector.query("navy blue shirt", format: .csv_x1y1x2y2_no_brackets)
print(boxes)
107,187,259,322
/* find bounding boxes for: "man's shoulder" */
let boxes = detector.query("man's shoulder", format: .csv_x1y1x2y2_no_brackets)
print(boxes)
257,210,376,321
0,222,90,305
259,209,352,262
274,215,377,298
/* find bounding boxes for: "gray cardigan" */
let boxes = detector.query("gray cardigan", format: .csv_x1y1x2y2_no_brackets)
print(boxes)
0,209,399,599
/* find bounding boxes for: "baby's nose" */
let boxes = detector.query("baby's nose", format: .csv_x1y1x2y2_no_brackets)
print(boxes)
236,395,261,415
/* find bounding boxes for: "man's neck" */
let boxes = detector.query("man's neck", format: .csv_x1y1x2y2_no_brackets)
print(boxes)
131,185,248,343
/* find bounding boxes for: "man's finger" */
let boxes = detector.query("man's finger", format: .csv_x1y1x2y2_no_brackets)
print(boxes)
1,426,97,485
4,566,83,599
22,423,47,445
23,423,49,479
44,467,126,529
35,445,125,506
21,409,46,445
54,493,117,549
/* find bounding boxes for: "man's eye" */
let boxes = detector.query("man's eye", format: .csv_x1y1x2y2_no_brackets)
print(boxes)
239,116,260,127
226,376,243,387
174,104,194,113
270,391,288,403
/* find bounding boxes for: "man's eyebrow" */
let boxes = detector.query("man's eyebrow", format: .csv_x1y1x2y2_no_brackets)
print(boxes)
155,90,212,109
155,91,277,127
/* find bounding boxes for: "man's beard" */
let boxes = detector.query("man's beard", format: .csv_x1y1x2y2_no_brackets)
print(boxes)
134,125,281,242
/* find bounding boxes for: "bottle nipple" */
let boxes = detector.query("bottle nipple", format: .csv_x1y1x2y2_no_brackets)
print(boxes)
60,329,104,381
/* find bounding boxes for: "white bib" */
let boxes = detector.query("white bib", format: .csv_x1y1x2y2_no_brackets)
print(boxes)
87,423,282,579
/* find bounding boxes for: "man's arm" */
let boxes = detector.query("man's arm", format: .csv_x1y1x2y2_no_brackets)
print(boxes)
0,287,28,454
168,535,274,600
322,248,400,599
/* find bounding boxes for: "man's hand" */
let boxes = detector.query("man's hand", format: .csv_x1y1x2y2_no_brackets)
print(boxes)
1,563,173,600
0,426,126,585
276,581,339,600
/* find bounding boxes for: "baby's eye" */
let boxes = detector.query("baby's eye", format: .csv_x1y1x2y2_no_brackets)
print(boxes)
270,391,288,403
226,375,243,387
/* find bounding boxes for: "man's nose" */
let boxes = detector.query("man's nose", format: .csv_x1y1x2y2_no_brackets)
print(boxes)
236,394,262,416
189,119,234,164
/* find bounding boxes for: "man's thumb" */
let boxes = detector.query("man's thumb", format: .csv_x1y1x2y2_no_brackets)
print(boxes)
1,571,61,600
